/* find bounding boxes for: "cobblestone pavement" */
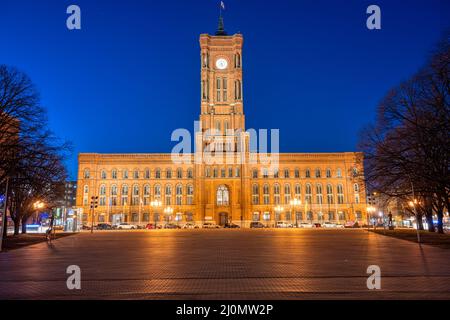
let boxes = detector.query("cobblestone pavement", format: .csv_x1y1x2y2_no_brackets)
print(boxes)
0,229,449,299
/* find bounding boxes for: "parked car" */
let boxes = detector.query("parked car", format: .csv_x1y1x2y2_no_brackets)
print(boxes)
183,222,199,229
81,224,91,230
313,223,322,228
298,222,314,228
202,222,220,229
335,224,345,229
115,223,136,230
224,223,240,228
145,223,162,229
164,223,181,229
250,222,266,228
96,223,112,230
276,221,293,228
344,221,360,228
323,222,337,228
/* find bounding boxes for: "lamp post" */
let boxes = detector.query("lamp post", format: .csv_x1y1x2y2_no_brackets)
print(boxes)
164,206,173,227
274,205,284,228
409,199,421,244
151,199,161,228
367,206,376,229
290,198,301,228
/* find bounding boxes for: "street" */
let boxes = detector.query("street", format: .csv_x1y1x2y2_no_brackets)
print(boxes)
0,229,449,299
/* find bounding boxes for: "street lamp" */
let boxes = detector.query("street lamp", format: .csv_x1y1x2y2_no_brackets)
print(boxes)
367,206,376,229
163,206,173,226
274,205,284,228
290,198,301,228
151,199,162,228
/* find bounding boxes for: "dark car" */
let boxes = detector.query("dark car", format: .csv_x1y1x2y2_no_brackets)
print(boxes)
164,223,181,229
313,223,322,228
224,223,240,228
250,222,266,228
96,223,112,230
81,224,91,230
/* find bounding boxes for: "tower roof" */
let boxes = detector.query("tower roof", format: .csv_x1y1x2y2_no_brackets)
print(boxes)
215,16,227,36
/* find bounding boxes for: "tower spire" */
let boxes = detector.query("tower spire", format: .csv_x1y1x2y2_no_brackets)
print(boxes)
216,1,227,35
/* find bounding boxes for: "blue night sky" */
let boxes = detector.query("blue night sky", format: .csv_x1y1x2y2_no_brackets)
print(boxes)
1,0,449,179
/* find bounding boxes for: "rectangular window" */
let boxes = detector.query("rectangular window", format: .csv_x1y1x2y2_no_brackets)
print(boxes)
216,78,221,102
223,78,227,102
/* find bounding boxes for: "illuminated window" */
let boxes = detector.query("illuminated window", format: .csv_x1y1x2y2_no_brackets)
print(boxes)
187,185,194,205
274,184,281,205
121,185,129,206
327,184,334,204
305,184,312,204
263,184,270,204
252,184,260,205
176,184,183,205
284,184,291,204
217,185,229,206
316,184,323,205
84,169,90,179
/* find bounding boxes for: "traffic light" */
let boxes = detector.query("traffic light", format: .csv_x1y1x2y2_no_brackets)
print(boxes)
90,196,98,209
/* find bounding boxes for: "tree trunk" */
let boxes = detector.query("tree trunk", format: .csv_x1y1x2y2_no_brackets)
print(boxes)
417,213,424,230
425,213,435,232
436,209,444,234
13,219,20,235
21,216,27,234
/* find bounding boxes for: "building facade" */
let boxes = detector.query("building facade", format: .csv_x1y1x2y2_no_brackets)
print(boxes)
76,21,367,228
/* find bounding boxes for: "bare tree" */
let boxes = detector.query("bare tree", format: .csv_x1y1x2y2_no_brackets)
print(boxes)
359,34,450,233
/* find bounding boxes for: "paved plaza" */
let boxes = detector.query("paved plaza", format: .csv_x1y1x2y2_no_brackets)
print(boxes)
0,229,449,299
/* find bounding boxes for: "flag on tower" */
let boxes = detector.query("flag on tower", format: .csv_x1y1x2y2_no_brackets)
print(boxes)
221,1,225,10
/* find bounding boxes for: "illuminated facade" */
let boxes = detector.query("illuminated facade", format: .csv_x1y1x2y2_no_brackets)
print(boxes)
76,20,367,227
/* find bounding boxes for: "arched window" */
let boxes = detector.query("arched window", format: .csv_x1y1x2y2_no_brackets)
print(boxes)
274,184,281,205
176,184,183,205
213,168,218,178
315,168,321,178
235,80,242,100
263,184,270,204
101,170,106,180
205,167,211,177
252,169,258,179
263,168,269,178
155,168,161,179
132,185,140,205
145,168,150,179
177,168,183,179
354,183,360,204
337,184,344,204
143,184,151,205
305,184,312,204
133,170,139,179
336,168,342,178
83,169,90,179
217,185,229,206
326,168,331,178
224,121,230,133
187,185,194,205
284,169,290,178
235,167,240,177
187,168,193,179
316,184,323,204
123,169,129,179
215,120,221,133
352,167,359,177
112,169,118,179
165,185,172,205
111,185,118,206
274,168,279,178
166,168,172,179
295,168,300,178
284,184,291,204
327,184,334,204
252,184,260,205
121,185,129,206
99,185,106,206
295,184,301,199
154,184,161,199
83,185,89,205
305,169,311,178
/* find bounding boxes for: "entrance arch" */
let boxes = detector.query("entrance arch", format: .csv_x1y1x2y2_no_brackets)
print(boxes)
219,212,229,226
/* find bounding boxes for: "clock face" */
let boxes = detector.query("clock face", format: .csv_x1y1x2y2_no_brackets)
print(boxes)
215,58,228,70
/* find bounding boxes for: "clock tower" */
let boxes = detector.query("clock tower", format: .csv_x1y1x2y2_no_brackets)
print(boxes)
198,18,245,136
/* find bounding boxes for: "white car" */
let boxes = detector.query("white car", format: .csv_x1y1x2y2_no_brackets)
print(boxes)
183,222,199,229
298,222,314,228
276,221,293,228
115,223,136,230
323,222,337,228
